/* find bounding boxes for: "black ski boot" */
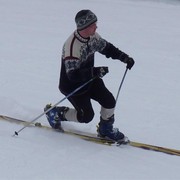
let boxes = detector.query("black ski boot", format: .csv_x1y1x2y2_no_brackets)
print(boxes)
56,106,69,121
97,115,125,142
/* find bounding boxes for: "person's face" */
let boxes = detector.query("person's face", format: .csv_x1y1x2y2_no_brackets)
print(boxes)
86,22,97,36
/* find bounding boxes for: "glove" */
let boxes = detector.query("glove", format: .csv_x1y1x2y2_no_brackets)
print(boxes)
124,57,135,70
92,67,109,78
119,53,135,70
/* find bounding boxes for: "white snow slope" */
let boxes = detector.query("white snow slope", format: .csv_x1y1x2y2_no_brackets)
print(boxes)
0,0,180,179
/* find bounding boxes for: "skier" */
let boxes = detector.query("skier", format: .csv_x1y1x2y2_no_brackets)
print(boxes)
45,9,134,142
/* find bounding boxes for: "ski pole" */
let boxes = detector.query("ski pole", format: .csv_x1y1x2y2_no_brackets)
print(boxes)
115,67,128,104
13,77,95,137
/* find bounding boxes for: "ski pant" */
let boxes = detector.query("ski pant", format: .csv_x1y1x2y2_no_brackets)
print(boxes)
65,78,116,123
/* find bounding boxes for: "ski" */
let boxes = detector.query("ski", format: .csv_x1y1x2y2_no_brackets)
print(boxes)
0,115,119,146
128,141,180,156
1,115,180,156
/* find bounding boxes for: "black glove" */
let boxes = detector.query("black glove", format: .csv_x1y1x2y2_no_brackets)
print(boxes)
119,53,135,70
92,67,109,78
124,57,135,70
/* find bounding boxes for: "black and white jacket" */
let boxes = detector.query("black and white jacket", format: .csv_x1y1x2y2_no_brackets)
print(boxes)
59,30,125,95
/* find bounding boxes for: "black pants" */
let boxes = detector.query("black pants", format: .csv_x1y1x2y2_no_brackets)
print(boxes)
67,78,115,123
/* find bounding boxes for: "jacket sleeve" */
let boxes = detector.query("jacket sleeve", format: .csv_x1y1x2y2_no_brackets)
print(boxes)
100,41,125,60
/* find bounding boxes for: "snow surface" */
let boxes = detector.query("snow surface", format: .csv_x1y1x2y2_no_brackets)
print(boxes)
0,0,180,179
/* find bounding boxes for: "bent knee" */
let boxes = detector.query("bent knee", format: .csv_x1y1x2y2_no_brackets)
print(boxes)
77,111,94,123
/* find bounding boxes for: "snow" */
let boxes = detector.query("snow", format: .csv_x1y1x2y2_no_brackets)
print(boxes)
0,0,180,179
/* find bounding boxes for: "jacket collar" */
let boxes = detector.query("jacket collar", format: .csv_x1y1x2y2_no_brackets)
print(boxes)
74,30,90,43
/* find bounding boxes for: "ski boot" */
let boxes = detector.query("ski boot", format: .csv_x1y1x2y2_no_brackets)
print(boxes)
56,106,69,121
97,115,127,144
44,104,68,131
